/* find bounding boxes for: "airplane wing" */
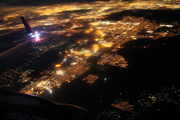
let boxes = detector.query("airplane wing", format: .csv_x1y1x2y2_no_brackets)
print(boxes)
0,89,97,120
0,17,38,74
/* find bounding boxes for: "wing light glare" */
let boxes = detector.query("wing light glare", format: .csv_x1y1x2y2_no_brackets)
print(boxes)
35,31,40,41
31,31,40,41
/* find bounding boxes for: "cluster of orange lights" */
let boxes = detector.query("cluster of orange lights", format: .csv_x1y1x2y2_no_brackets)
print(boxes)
101,42,113,47
95,38,99,41
55,64,61,67
93,44,99,51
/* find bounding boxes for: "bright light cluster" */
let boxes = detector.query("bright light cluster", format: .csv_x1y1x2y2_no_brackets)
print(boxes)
35,31,40,41
31,31,40,41
56,70,65,76
101,42,113,47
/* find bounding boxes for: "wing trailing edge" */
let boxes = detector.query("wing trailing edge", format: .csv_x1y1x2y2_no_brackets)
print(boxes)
0,89,97,120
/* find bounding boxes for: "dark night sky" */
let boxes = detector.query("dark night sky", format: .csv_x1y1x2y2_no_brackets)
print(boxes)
1,0,111,6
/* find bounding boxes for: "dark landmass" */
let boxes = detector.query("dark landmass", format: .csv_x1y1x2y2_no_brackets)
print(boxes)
104,9,180,23
138,102,180,120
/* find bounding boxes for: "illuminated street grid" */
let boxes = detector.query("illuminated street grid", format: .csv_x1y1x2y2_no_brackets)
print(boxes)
97,53,128,68
111,101,134,112
21,55,91,95
84,74,99,84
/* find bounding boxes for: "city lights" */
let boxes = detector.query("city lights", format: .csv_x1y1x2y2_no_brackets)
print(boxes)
92,44,99,51
1,2,180,118
56,70,65,76
101,42,113,47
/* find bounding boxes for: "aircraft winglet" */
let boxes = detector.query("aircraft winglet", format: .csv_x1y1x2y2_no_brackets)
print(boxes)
21,17,34,35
